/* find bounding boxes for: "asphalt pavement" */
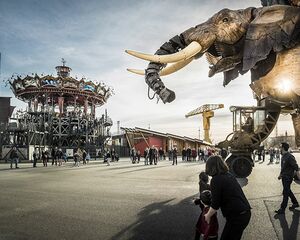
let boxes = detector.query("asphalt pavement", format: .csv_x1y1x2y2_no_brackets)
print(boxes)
0,155,299,240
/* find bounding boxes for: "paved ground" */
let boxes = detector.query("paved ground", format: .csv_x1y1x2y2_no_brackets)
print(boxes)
0,155,300,240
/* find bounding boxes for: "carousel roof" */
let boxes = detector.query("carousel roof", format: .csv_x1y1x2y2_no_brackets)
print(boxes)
9,62,113,106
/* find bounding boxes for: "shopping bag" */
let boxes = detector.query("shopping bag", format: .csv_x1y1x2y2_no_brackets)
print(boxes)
294,170,300,184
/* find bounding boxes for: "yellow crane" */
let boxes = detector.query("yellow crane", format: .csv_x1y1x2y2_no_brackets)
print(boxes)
185,104,224,143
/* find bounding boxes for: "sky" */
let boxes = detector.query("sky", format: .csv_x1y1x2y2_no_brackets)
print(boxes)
0,0,295,143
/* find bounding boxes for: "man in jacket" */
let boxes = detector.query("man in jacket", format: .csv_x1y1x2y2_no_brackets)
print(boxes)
10,146,19,169
275,142,299,214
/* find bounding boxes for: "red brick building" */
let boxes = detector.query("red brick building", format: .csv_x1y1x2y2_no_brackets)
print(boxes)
111,127,212,157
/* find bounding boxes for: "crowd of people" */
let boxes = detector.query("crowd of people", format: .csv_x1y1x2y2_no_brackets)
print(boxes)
8,145,228,169
9,146,94,168
127,146,226,166
253,147,281,164
181,147,227,162
103,148,119,166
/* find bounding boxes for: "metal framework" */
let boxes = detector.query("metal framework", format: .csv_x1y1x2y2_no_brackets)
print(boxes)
1,60,113,160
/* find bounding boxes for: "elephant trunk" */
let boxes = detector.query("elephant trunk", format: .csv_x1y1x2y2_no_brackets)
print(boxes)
145,34,187,103
145,23,215,103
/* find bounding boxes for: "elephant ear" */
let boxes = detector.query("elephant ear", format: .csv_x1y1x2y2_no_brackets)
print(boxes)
243,5,300,71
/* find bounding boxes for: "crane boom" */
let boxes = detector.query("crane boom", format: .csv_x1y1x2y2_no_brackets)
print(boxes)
185,104,224,118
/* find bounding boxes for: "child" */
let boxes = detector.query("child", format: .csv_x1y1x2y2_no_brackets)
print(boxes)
195,190,218,240
199,171,210,193
194,171,210,207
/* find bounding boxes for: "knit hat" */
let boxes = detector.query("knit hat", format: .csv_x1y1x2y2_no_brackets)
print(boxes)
199,171,209,183
200,190,212,205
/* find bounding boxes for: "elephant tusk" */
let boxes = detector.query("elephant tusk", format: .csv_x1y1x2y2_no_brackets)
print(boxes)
125,41,202,63
127,57,194,76
127,68,145,76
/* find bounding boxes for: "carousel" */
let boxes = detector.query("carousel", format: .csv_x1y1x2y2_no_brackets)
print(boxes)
3,59,113,160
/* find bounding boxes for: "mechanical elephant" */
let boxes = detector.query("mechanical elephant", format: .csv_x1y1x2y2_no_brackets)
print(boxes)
126,5,300,104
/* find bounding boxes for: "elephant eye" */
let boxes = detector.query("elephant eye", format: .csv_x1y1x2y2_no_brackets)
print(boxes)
222,17,229,23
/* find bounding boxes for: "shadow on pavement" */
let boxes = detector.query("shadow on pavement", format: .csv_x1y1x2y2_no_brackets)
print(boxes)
265,200,300,240
274,209,300,240
111,195,200,240
118,165,170,174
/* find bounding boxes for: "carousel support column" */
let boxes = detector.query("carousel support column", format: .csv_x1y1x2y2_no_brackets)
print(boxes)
85,99,89,145
89,101,95,147
74,95,78,137
28,100,32,113
74,96,78,111
34,98,38,112
43,93,47,133
84,98,88,116
58,96,64,148
91,102,95,118
58,96,64,117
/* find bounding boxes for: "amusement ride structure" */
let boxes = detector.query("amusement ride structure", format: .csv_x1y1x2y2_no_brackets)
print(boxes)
1,59,113,160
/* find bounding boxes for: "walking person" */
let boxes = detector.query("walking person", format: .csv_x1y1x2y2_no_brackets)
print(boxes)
203,148,209,163
131,147,136,164
275,148,280,164
137,150,141,163
187,147,191,161
53,147,59,166
158,147,164,161
168,149,172,161
32,149,38,168
42,150,48,167
105,150,111,166
51,147,56,165
86,152,91,163
111,149,115,162
82,149,87,165
172,147,177,165
192,148,197,161
269,147,275,164
57,148,63,166
63,151,67,163
181,148,186,161
275,142,299,214
257,148,262,161
204,156,251,240
73,149,80,167
144,148,149,165
262,148,265,162
149,146,155,165
9,146,19,169
154,147,158,165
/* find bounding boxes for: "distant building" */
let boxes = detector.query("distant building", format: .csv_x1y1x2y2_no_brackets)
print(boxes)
265,134,296,149
111,127,213,157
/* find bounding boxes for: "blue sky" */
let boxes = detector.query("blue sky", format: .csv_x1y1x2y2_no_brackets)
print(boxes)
0,0,294,142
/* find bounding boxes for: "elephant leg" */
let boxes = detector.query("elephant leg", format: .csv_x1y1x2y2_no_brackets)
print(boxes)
291,113,300,147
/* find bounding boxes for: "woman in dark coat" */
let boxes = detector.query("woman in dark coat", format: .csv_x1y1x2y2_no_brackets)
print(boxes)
204,156,251,240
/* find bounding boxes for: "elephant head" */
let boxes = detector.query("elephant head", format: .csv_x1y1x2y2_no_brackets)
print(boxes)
126,5,300,103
